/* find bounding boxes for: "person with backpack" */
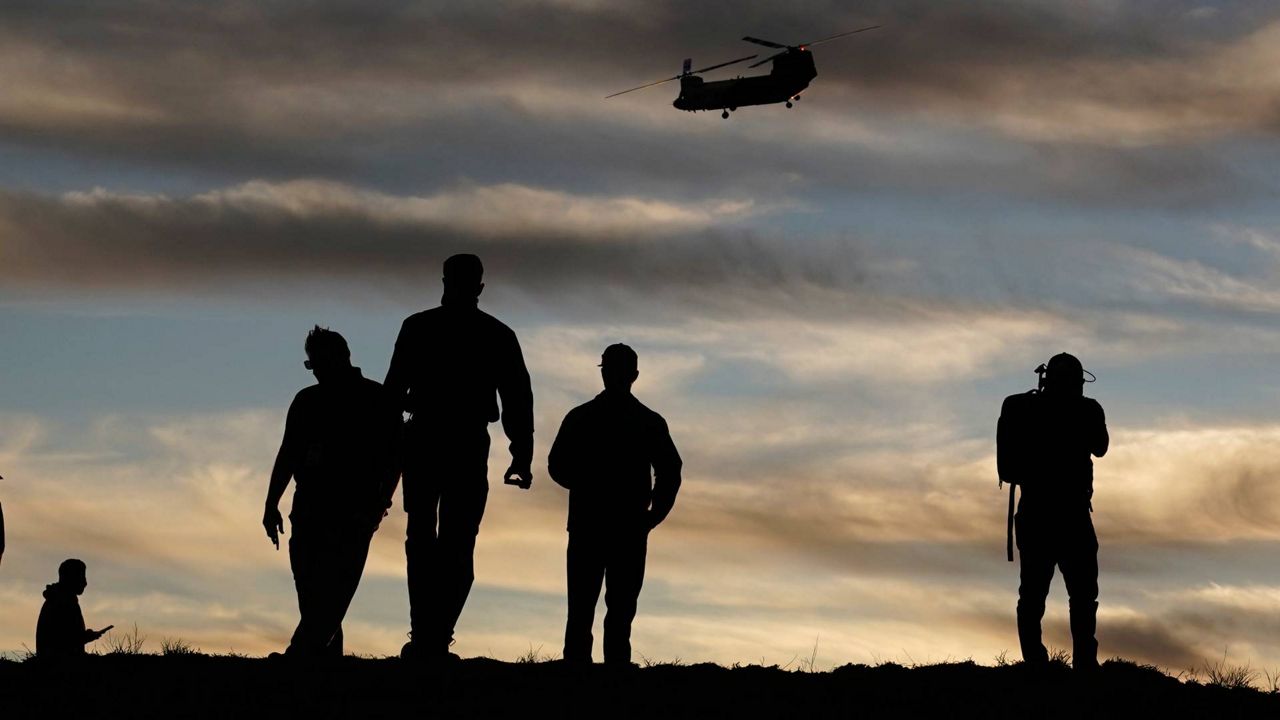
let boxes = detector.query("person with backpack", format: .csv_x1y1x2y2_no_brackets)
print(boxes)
997,352,1109,671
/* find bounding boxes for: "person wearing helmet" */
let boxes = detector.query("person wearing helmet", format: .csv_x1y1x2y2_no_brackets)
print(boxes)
1003,352,1109,671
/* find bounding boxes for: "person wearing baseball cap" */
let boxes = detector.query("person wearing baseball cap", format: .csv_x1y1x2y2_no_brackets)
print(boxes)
548,343,682,667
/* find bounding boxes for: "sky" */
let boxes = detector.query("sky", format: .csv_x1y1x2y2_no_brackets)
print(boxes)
4,0,1280,671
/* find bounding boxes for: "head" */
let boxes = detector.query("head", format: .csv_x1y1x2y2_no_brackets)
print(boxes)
1043,352,1085,397
442,254,484,302
58,558,87,595
303,325,352,382
599,343,639,394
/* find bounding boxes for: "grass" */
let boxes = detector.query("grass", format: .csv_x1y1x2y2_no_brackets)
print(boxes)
514,644,555,664
1199,650,1259,691
161,637,200,656
100,623,147,655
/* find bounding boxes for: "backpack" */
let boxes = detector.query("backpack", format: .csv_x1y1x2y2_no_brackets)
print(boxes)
996,387,1043,561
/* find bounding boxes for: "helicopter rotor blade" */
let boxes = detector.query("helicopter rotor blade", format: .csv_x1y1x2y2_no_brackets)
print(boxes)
688,54,758,75
748,51,787,69
797,25,881,49
606,54,757,98
741,36,786,49
605,74,681,98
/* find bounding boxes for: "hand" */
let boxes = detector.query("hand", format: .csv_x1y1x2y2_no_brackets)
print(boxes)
503,464,532,490
89,626,114,641
263,505,284,549
370,507,389,532
645,511,662,532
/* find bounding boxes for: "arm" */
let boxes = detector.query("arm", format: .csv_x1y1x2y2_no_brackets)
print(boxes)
647,417,683,529
263,396,304,547
547,411,579,490
378,392,404,513
384,318,414,414
497,328,535,486
1089,400,1109,458
0,497,5,567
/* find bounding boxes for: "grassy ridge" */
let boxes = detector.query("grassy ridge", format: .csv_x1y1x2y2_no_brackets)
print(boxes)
2,655,1279,718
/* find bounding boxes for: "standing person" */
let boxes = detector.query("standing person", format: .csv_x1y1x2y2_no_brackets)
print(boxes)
36,559,112,659
263,326,402,658
548,344,682,667
0,474,5,568
384,254,534,662
997,352,1109,671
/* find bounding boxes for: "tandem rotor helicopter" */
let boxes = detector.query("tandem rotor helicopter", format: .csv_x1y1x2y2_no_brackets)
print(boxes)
606,25,881,118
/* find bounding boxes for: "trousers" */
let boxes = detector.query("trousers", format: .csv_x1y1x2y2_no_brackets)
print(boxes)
404,425,490,650
1015,508,1099,668
287,518,375,657
564,529,648,664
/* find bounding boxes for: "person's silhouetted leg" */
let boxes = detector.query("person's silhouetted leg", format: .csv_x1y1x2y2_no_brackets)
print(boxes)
326,626,344,657
602,533,647,666
287,527,326,655
405,487,442,649
564,533,605,663
430,475,487,651
1061,517,1100,671
1016,513,1054,665
288,522,373,657
405,428,489,657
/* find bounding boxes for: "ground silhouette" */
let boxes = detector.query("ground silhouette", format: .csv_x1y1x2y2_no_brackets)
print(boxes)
2,654,1277,719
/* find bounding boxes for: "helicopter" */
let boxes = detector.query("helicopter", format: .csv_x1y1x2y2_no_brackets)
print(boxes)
606,26,881,118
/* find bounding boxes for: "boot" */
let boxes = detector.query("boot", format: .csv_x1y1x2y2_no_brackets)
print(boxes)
1017,600,1049,665
1069,600,1099,671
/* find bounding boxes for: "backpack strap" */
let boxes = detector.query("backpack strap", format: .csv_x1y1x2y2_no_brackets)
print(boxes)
1006,482,1016,562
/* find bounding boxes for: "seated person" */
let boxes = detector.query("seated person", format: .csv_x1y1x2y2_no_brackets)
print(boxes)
36,559,111,659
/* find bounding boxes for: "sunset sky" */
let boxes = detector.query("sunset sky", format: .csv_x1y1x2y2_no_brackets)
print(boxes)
5,0,1280,671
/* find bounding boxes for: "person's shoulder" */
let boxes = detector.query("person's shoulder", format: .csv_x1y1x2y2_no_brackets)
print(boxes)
476,308,517,337
1082,396,1105,412
293,384,322,404
402,308,438,327
565,398,598,420
631,396,668,427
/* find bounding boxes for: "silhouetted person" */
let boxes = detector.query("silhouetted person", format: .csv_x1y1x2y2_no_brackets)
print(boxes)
36,559,112,659
384,254,534,662
263,326,402,658
549,344,682,666
998,352,1108,671
0,474,5,568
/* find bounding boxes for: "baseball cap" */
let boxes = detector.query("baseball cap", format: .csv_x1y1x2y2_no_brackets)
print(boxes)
599,343,638,369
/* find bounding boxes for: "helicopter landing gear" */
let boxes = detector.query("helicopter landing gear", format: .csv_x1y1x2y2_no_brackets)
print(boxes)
721,109,729,119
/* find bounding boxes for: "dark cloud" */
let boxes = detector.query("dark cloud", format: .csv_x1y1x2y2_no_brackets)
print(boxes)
1096,616,1203,670
0,0,1271,204
0,184,862,309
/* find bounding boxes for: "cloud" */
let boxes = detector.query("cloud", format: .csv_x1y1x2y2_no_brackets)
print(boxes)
0,0,1274,203
0,180,824,300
